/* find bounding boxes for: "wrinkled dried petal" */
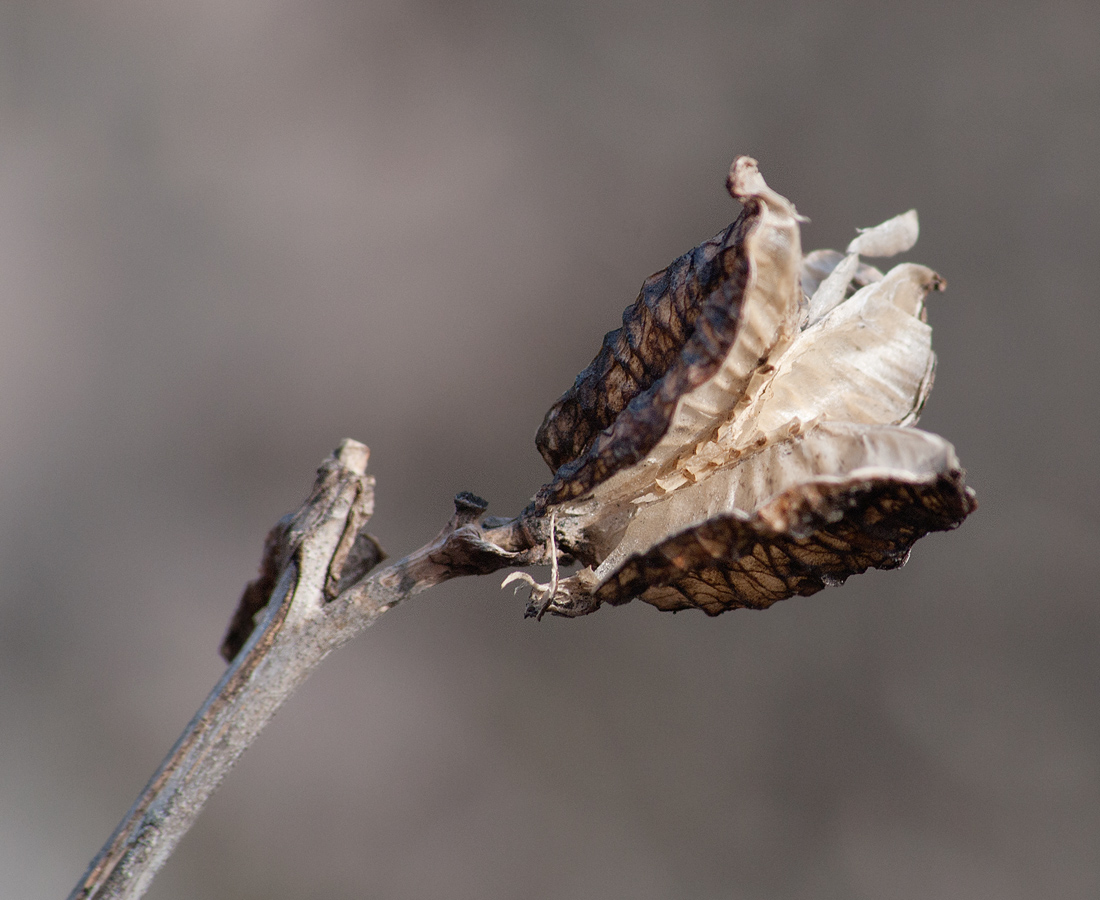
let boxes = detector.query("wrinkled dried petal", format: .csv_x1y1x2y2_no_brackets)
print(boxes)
744,263,944,439
535,217,749,474
805,252,860,325
591,459,975,615
579,420,960,577
847,209,919,257
534,157,804,509
800,249,884,298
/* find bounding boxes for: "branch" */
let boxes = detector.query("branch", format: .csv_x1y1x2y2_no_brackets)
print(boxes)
68,440,544,900
67,156,976,900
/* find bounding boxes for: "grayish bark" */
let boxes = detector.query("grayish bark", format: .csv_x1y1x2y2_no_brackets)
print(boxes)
67,439,544,900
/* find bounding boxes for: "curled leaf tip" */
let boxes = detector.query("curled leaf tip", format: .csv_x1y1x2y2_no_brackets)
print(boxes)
847,209,920,257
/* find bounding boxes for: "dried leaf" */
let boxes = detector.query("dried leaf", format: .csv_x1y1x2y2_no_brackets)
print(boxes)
535,157,803,508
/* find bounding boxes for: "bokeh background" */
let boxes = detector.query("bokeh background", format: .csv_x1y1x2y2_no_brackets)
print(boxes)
3,2,1098,898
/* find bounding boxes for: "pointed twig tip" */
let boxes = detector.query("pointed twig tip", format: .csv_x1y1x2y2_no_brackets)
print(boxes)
334,439,370,474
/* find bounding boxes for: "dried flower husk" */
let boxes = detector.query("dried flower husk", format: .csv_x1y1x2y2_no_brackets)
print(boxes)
512,157,975,618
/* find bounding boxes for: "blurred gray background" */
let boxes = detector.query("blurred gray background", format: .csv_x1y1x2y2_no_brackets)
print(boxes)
2,2,1097,898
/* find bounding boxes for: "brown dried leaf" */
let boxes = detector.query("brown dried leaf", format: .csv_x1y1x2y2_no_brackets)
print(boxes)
535,157,803,508
535,215,751,473
593,435,975,615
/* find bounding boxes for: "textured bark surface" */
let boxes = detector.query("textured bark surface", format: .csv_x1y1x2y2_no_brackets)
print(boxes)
68,447,545,900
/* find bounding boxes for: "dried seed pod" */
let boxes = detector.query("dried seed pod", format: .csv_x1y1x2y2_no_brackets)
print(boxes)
534,157,804,509
589,423,975,615
535,215,752,475
511,157,975,619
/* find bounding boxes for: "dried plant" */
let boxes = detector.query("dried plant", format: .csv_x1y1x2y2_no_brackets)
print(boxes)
506,156,975,618
70,157,974,900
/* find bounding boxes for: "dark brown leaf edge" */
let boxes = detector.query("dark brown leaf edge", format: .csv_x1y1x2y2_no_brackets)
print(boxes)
583,468,977,616
531,178,774,509
535,211,748,473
